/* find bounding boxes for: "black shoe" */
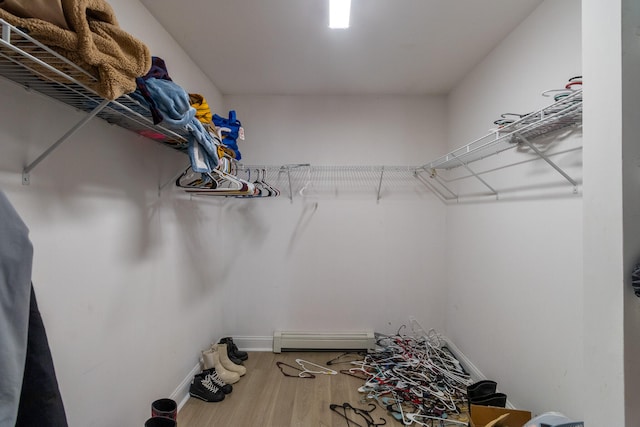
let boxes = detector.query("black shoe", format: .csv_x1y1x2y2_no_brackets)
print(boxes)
202,368,233,394
220,337,248,361
467,380,497,400
189,374,225,402
470,392,507,408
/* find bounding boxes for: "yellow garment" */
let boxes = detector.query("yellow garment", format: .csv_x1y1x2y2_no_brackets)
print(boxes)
189,93,212,124
217,145,236,160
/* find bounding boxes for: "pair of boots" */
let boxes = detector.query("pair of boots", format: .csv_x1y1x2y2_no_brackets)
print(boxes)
201,343,246,385
467,380,507,409
219,337,248,364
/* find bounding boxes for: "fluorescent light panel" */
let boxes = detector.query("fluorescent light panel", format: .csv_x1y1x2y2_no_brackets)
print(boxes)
329,0,351,29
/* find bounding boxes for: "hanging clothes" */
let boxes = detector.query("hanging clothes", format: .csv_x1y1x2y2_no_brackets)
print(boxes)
0,192,68,427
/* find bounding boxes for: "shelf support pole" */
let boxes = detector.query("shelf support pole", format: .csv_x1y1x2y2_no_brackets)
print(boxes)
22,99,110,185
414,171,451,203
376,166,385,202
515,132,578,191
450,153,499,198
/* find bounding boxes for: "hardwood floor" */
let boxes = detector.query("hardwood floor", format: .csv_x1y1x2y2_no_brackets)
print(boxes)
178,351,406,427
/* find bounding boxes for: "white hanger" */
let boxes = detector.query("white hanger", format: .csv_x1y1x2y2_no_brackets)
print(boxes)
294,359,337,377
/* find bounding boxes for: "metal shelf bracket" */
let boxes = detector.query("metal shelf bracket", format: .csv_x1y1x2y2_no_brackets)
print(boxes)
22,98,110,185
515,132,578,192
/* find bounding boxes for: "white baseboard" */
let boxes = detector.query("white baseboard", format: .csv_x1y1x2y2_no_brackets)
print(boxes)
170,363,201,411
442,336,485,382
442,336,517,409
229,335,273,352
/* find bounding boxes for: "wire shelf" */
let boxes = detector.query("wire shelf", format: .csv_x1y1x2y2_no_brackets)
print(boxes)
236,164,427,201
0,19,189,153
423,90,582,171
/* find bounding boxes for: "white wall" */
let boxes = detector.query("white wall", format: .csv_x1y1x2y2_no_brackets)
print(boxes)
622,1,640,424
445,0,584,419
221,95,448,340
0,1,226,426
581,2,626,426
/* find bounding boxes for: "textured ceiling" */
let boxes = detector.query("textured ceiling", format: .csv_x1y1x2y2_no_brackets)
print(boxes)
140,0,543,95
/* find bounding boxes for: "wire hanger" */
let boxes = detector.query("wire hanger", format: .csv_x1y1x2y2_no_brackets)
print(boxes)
276,361,316,379
295,359,338,376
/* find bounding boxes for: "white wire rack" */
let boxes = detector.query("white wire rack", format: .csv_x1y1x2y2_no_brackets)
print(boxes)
0,19,189,184
236,164,427,202
420,89,583,201
0,19,582,201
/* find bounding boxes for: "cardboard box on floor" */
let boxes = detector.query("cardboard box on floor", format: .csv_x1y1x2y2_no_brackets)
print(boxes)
469,404,532,427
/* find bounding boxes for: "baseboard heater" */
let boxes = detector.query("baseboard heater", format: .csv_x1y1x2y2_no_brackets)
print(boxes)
273,331,376,353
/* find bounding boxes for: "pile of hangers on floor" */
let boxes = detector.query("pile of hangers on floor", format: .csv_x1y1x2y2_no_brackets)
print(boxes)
275,325,474,426
346,328,472,426
175,160,281,197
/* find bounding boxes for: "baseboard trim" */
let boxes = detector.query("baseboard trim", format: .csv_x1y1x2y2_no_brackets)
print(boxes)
171,363,201,411
442,336,485,382
442,336,517,409
230,335,273,352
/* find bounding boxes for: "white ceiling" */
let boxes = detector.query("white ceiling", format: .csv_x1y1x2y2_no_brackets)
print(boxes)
140,0,543,96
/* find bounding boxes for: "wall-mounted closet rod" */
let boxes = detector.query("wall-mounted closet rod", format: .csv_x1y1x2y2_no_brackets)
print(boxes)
515,133,578,192
22,99,110,185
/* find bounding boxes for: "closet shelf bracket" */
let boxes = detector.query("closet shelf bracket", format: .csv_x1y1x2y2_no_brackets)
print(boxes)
414,169,457,202
514,132,578,193
376,166,385,203
281,163,311,203
22,98,110,185
451,153,499,199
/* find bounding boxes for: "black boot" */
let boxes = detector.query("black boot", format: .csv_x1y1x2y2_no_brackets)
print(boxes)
220,337,248,361
467,380,497,400
470,392,507,408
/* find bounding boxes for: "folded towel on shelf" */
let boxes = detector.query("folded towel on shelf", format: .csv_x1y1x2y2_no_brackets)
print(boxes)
133,56,174,124
0,0,151,100
134,77,219,173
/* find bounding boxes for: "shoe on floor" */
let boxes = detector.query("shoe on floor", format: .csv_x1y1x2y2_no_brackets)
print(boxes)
213,344,247,376
202,368,233,394
189,374,225,402
219,337,248,361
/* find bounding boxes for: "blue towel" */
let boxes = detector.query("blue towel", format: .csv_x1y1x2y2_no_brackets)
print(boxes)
137,77,219,172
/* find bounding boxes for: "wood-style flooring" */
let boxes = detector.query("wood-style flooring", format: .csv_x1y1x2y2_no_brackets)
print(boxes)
177,351,406,427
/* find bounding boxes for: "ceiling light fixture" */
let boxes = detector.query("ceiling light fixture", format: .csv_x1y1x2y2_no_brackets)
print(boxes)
329,0,351,29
